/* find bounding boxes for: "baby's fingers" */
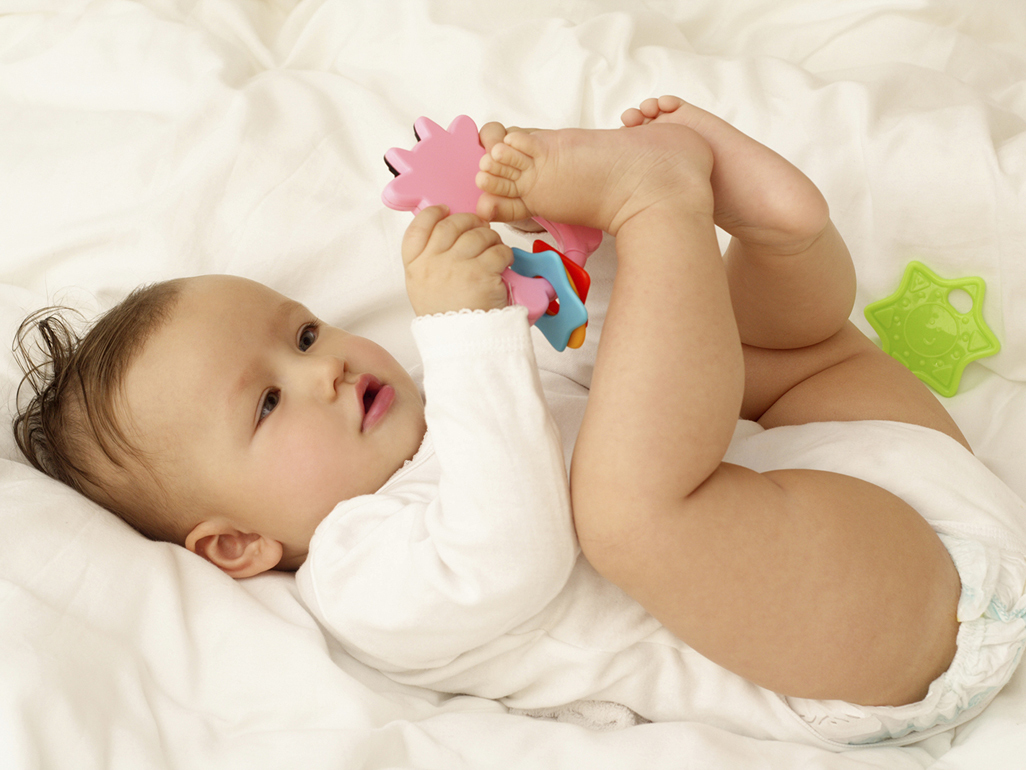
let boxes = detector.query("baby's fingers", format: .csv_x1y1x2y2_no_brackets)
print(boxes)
403,209,489,265
447,218,506,258
401,205,450,267
478,241,515,276
449,221,514,269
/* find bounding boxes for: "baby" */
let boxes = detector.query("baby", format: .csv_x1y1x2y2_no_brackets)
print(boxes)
14,96,1026,747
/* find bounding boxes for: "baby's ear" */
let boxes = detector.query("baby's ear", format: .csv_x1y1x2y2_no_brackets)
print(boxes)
185,520,283,579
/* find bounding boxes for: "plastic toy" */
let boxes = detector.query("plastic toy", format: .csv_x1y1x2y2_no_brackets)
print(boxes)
383,115,485,216
383,115,602,351
864,261,1000,397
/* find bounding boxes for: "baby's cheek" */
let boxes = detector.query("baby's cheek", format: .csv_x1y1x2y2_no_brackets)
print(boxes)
273,424,355,506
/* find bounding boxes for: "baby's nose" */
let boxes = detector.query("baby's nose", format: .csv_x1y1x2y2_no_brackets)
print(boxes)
310,354,346,400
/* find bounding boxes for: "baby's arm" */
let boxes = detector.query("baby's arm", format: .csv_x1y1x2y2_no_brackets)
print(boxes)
297,210,577,672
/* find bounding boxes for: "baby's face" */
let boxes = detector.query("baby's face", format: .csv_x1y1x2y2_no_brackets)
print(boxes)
122,275,426,568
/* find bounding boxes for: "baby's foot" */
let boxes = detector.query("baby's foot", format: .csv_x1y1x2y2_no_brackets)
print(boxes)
476,124,713,236
623,96,829,252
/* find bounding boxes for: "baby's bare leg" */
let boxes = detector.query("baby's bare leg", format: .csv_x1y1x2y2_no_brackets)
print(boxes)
479,122,744,501
479,118,960,707
624,97,968,444
624,95,856,351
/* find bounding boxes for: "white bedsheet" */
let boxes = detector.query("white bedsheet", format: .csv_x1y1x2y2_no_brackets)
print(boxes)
1,1,1024,768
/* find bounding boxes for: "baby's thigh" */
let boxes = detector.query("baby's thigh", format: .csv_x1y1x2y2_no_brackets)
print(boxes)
582,461,961,708
741,322,969,449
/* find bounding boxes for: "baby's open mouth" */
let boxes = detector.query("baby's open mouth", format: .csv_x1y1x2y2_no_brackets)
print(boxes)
362,378,381,413
356,374,395,432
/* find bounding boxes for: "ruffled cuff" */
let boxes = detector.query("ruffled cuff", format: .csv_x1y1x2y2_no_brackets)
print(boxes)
411,305,531,360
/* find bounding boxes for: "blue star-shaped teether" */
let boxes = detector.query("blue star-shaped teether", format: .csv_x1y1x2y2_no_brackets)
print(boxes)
508,247,587,352
864,261,1000,397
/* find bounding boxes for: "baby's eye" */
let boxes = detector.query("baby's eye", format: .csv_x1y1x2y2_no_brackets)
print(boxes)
258,389,280,423
298,323,319,352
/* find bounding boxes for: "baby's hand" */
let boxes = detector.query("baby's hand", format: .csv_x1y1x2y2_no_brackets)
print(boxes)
401,206,513,316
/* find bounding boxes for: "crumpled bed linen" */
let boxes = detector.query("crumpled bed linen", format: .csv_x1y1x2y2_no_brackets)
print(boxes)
2,1,1026,769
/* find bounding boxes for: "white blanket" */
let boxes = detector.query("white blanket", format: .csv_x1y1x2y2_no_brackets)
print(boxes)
1,1,1025,768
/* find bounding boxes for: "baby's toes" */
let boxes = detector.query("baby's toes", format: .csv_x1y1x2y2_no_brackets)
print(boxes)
623,96,683,126
475,169,520,200
476,190,531,223
491,136,539,172
621,107,647,127
655,95,686,114
479,151,521,183
638,97,664,119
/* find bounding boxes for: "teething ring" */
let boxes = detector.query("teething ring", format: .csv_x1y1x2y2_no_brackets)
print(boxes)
508,247,588,352
864,261,1000,397
382,114,602,351
533,240,589,349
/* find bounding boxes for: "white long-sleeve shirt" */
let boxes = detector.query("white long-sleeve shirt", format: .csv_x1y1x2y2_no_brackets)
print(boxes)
296,305,1026,746
297,306,581,673
292,307,808,741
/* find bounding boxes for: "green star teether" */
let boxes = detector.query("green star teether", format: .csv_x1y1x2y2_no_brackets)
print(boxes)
864,261,1000,397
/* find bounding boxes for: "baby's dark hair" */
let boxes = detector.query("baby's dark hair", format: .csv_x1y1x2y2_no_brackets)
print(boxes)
12,280,188,542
